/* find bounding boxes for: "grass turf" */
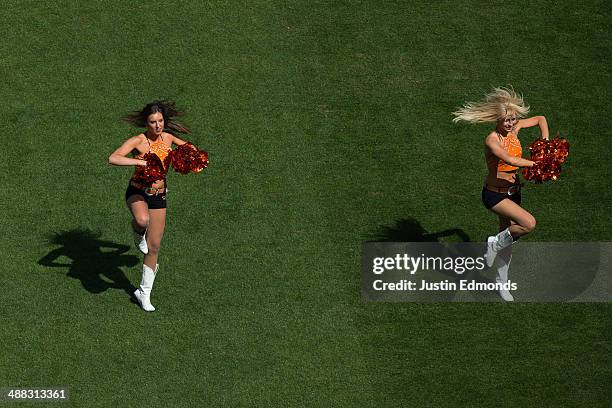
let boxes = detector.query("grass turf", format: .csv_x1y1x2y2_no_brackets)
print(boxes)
0,0,610,406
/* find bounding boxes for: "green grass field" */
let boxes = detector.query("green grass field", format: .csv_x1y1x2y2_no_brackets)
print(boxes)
1,1,610,406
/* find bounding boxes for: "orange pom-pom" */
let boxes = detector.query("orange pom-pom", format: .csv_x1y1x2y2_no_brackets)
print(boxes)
132,153,168,184
169,143,209,174
523,135,570,183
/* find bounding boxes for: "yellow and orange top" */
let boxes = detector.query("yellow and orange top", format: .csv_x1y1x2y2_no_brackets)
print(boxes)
134,139,172,168
147,139,171,168
496,132,522,172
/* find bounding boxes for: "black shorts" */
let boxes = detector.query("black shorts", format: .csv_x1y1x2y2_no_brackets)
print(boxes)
125,184,167,209
481,187,521,210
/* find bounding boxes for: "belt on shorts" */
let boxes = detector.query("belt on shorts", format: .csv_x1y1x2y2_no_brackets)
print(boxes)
130,181,167,196
485,183,521,196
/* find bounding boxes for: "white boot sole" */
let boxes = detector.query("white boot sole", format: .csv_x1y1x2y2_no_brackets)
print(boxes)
498,289,514,302
134,289,155,312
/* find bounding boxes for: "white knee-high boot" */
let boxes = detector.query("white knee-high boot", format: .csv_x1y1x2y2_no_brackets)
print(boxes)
131,222,148,255
485,228,513,267
495,246,514,302
134,264,158,312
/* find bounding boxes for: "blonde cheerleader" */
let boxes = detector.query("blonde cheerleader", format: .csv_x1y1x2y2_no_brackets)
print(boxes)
453,87,549,301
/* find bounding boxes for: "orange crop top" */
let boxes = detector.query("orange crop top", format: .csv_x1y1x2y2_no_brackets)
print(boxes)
147,138,171,168
134,137,172,168
131,137,172,184
497,132,522,172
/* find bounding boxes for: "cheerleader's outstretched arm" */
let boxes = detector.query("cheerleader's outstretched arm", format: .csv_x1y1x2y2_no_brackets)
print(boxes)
516,116,549,140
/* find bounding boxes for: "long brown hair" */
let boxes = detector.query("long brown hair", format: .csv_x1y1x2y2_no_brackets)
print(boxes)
124,100,192,135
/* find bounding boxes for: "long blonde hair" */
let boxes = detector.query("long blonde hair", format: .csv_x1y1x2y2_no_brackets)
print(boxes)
452,87,529,123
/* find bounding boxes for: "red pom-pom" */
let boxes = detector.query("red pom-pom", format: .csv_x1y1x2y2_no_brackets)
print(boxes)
522,135,570,183
132,153,168,184
169,143,209,174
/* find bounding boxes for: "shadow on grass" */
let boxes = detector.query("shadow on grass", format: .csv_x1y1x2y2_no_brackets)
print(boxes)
38,228,139,300
366,217,497,301
372,217,471,242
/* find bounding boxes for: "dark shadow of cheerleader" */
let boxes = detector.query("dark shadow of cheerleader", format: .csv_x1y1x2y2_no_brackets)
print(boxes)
38,228,139,300
367,217,499,301
372,217,471,243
